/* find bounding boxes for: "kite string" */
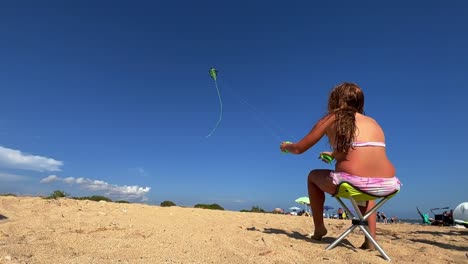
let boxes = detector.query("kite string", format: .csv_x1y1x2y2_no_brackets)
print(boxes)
215,77,332,165
223,82,329,160
222,83,291,141
206,79,223,138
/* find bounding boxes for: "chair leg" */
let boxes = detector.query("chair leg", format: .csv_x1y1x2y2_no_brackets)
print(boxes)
328,196,393,261
359,225,391,261
325,225,357,250
362,197,391,220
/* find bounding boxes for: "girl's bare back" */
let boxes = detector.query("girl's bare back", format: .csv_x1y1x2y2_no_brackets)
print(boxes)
331,113,396,178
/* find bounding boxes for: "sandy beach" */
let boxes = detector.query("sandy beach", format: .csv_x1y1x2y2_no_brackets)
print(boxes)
0,196,466,264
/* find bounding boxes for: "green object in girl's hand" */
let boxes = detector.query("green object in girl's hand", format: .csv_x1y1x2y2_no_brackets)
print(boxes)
281,141,293,153
319,153,334,163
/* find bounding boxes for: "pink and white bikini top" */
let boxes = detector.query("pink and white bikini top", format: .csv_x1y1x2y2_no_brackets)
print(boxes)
352,141,386,147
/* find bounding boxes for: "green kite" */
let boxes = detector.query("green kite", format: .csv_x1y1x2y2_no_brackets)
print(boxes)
206,67,223,138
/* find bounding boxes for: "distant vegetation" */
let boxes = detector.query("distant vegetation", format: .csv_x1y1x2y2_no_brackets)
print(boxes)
240,205,266,213
160,200,176,207
43,190,129,204
0,193,17,197
46,190,69,199
194,203,224,210
73,195,112,202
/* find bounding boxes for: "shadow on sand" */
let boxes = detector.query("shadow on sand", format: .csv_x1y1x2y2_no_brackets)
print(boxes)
246,226,357,251
410,229,468,237
409,238,468,251
408,229,468,251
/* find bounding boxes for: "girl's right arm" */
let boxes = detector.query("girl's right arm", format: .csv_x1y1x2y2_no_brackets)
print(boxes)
283,114,335,154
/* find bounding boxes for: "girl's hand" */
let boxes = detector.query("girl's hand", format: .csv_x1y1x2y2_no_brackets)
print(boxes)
280,141,293,153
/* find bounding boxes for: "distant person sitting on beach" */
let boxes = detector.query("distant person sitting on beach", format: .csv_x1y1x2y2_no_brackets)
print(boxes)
298,210,308,216
280,82,402,250
447,210,454,225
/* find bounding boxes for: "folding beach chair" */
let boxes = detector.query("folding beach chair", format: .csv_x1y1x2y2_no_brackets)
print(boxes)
325,182,399,261
416,207,432,225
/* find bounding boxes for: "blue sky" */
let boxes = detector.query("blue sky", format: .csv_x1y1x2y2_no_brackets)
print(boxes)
1,1,467,219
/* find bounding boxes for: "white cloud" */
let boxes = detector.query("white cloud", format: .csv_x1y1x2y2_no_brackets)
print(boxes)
209,198,247,204
137,167,146,175
63,177,75,184
0,146,63,172
40,175,59,183
231,199,246,203
0,172,28,182
40,175,151,201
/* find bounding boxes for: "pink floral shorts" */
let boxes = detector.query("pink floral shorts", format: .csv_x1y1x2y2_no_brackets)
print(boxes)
329,171,401,197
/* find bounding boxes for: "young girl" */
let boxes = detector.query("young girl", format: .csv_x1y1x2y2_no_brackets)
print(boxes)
280,82,401,249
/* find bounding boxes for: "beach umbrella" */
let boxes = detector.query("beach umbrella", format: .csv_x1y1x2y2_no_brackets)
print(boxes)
453,202,468,225
322,205,334,218
273,208,284,214
295,197,310,205
430,206,450,214
295,197,310,211
289,206,301,211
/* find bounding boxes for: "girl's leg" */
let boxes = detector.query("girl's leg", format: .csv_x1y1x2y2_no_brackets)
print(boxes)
359,201,376,250
307,169,336,240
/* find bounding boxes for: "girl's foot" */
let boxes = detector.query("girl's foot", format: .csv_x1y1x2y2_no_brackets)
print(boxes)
309,228,328,240
359,240,376,251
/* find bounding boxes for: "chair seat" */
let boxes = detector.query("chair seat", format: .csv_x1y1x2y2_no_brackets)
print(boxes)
334,182,399,202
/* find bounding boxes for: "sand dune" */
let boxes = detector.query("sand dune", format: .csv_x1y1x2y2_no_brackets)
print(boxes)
0,196,466,263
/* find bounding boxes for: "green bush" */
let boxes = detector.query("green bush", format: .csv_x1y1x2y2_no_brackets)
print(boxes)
160,200,176,207
0,193,17,197
240,206,266,213
115,200,130,203
194,203,224,210
46,190,68,199
250,206,265,213
73,195,112,202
